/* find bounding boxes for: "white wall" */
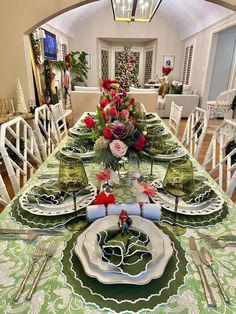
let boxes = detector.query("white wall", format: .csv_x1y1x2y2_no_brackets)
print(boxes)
72,4,184,86
183,13,236,107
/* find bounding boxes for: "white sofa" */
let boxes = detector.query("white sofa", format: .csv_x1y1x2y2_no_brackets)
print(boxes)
157,94,200,118
71,91,102,123
128,89,159,113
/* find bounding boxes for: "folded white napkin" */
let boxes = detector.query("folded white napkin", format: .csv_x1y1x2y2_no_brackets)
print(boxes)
142,203,161,220
107,203,140,215
87,204,106,222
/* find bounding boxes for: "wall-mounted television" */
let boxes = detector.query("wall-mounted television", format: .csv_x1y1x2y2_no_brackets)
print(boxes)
43,30,57,61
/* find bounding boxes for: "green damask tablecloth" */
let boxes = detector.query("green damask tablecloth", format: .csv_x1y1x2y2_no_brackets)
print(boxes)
0,112,235,314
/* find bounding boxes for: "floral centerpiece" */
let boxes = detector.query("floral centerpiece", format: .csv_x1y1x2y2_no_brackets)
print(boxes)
83,79,147,171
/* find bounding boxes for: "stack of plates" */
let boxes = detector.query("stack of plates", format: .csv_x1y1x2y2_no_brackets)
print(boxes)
60,146,95,159
74,216,173,285
150,179,224,216
19,180,97,216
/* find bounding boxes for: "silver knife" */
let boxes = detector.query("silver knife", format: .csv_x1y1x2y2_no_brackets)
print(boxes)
189,236,217,307
0,229,63,237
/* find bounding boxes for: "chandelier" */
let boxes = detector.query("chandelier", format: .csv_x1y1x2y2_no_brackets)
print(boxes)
111,0,162,23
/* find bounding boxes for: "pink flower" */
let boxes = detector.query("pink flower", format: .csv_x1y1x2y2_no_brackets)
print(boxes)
134,133,146,151
119,110,129,121
110,106,117,118
115,96,121,103
84,116,95,128
139,182,156,197
130,97,135,105
111,90,117,97
96,169,112,181
122,90,127,97
102,111,108,123
103,127,113,139
109,140,128,158
100,98,110,108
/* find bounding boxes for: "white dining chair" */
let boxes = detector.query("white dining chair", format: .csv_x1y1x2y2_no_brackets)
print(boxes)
168,101,183,136
0,173,10,206
34,104,59,161
50,102,70,141
203,119,236,197
0,116,42,194
182,107,208,159
206,88,236,119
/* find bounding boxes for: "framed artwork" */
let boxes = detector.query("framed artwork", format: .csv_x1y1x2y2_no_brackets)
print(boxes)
163,55,175,68
85,54,91,69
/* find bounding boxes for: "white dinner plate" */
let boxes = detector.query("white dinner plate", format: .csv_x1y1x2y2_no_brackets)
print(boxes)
83,216,164,276
19,181,96,216
150,179,224,216
74,216,173,285
143,147,186,161
60,146,95,159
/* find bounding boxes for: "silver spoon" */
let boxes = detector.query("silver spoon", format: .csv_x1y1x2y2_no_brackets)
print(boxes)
199,247,230,304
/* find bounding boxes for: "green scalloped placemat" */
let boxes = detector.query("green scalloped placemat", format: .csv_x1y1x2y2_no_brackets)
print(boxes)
9,197,79,230
161,202,229,228
62,224,188,313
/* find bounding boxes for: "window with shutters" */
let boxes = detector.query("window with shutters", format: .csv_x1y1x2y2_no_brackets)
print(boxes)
182,42,194,85
101,49,109,80
144,49,154,83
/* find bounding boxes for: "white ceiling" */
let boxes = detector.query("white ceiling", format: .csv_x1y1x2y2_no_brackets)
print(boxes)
46,0,233,39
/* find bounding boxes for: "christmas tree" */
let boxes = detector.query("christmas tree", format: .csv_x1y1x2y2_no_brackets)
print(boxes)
115,48,140,91
16,78,28,113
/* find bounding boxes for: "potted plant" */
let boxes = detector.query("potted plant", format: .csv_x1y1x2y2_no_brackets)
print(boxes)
70,51,88,89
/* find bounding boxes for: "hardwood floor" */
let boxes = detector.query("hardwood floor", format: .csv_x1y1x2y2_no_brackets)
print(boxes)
0,117,234,213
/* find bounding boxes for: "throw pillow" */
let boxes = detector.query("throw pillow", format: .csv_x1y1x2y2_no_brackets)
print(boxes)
182,85,193,95
158,82,166,96
162,83,170,98
169,83,183,95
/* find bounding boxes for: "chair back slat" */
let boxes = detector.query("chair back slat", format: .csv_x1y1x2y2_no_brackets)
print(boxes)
168,102,183,136
203,119,236,197
34,105,58,160
182,107,208,159
0,174,10,206
50,102,68,141
0,116,42,194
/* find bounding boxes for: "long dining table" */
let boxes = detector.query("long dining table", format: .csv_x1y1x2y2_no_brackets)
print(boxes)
0,112,235,314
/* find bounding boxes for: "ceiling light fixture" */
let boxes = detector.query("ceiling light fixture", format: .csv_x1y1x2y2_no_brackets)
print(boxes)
111,0,162,23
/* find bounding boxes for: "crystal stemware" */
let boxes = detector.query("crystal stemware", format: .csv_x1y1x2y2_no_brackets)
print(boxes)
145,126,164,181
58,154,88,214
163,158,194,235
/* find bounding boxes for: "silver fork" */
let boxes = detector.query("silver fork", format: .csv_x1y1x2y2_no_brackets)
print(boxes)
13,242,45,302
26,241,58,300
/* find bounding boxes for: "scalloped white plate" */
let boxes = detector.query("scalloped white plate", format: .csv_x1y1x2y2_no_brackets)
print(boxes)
150,179,224,216
74,216,173,285
83,216,164,276
19,181,96,216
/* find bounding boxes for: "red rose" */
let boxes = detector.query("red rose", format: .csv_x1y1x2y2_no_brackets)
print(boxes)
94,191,116,206
130,97,135,105
111,89,117,97
84,116,95,129
103,127,113,139
110,106,117,118
134,133,146,151
102,111,108,123
115,96,121,103
100,98,110,108
122,90,127,97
